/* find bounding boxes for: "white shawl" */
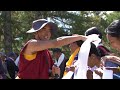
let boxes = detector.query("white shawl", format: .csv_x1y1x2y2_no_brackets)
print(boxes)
62,34,100,79
54,53,65,67
62,34,113,79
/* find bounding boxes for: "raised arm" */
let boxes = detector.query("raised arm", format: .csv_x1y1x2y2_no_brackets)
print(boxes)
25,35,86,54
102,55,120,65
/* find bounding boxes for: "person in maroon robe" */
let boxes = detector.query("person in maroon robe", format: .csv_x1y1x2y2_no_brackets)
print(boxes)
16,19,87,79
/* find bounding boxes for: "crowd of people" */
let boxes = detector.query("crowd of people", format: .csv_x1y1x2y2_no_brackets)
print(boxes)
0,52,19,79
0,18,120,79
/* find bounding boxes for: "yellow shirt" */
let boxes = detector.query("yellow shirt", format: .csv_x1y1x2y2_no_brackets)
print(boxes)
23,53,37,61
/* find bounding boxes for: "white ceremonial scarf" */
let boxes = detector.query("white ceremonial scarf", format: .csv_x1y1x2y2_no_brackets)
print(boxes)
93,71,101,79
88,66,98,72
88,34,101,47
73,39,91,79
55,53,65,67
93,68,113,79
88,66,103,79
62,34,101,79
73,34,101,79
62,71,74,79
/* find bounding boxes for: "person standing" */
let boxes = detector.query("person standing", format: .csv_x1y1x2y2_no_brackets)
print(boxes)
16,19,87,79
84,27,120,79
63,34,84,78
102,20,120,79
6,52,19,79
103,20,120,65
0,52,10,79
52,48,68,78
0,57,6,79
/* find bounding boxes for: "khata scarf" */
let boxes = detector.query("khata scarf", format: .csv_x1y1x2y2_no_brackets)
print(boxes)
74,34,101,79
54,53,65,67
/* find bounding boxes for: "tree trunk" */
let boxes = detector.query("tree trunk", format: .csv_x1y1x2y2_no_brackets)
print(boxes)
2,11,12,54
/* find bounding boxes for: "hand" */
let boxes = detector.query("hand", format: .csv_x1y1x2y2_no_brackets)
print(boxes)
52,65,60,76
72,34,87,41
87,70,93,79
70,66,75,72
54,67,60,76
94,69,103,78
65,66,71,72
101,55,120,65
101,56,113,65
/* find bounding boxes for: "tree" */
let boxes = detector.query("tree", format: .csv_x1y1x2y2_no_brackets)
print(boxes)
2,11,12,54
1,11,119,57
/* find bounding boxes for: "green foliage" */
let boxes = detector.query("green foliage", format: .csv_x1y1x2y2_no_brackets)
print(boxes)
0,11,120,56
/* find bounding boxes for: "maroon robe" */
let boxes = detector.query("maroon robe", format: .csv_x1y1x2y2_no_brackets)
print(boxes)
17,41,54,79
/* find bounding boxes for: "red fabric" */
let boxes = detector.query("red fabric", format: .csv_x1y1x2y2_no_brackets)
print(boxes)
17,41,54,79
98,46,109,54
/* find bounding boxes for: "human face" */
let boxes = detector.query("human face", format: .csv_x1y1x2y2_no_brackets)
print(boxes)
53,52,59,60
69,42,78,53
106,34,120,51
88,54,99,68
35,24,51,40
